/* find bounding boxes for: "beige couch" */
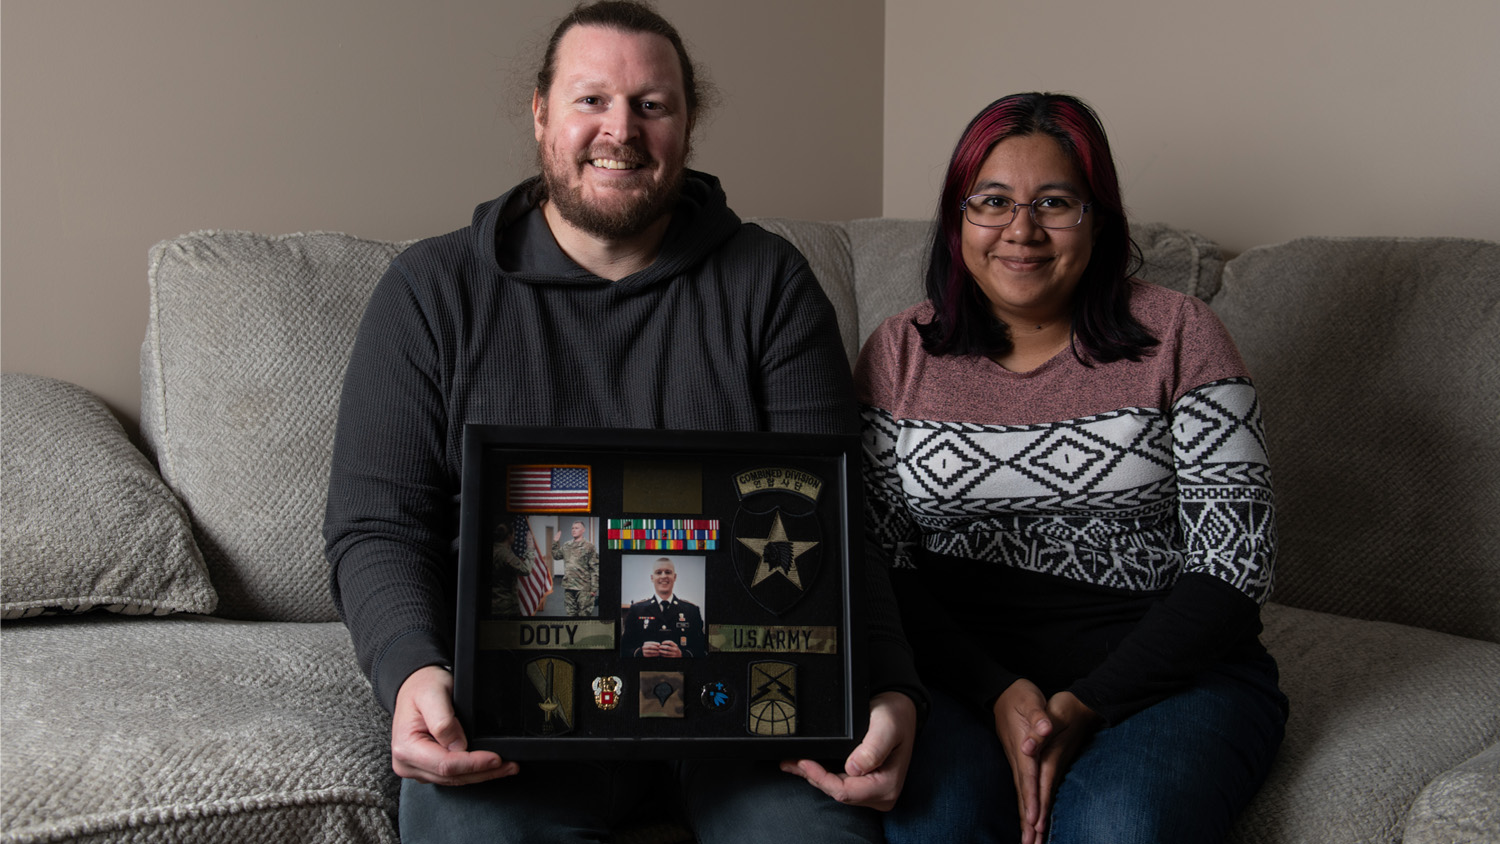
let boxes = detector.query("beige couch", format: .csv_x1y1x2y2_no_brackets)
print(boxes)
3,220,1496,843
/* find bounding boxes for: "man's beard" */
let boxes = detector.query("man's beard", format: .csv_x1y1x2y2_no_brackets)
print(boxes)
538,142,687,241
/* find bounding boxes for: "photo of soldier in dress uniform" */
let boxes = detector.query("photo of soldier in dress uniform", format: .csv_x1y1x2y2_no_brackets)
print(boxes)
619,556,707,658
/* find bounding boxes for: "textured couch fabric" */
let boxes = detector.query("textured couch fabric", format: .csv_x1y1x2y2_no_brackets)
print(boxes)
1,616,396,843
1404,741,1500,844
1,374,215,620
2,223,1496,844
1211,237,1500,642
140,231,410,623
1242,605,1500,843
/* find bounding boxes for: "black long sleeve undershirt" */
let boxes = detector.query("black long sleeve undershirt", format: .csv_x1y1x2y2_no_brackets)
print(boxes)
892,553,1265,725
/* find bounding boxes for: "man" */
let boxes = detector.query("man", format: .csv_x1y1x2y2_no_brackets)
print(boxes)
620,558,706,657
489,523,532,617
554,519,600,617
324,3,922,841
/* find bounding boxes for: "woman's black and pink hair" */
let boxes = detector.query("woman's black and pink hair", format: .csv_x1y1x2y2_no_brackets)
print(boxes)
916,92,1156,362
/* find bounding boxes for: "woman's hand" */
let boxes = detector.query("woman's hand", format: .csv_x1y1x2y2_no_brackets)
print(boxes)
994,679,1053,844
994,681,1102,844
1031,691,1101,841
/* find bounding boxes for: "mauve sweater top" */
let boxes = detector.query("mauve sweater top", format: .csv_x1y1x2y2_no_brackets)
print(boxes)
855,282,1278,723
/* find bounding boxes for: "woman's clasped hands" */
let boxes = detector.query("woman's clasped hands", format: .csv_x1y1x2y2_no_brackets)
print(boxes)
993,679,1102,844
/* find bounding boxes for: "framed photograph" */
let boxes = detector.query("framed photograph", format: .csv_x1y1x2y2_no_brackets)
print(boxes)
453,424,867,760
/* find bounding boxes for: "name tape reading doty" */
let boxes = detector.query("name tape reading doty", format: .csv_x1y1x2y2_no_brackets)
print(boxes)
480,620,616,650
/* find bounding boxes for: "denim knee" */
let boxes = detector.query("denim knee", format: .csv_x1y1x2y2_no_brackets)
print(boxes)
885,689,1016,844
677,758,884,844
1046,665,1285,844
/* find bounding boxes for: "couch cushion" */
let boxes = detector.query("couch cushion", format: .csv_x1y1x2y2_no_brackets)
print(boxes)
0,615,397,843
747,218,860,364
140,231,408,621
1,373,215,620
844,218,932,349
1211,237,1500,642
1232,603,1500,844
1403,740,1500,844
1133,220,1226,300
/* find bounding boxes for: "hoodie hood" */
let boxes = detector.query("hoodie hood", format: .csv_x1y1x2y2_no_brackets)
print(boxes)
470,169,742,289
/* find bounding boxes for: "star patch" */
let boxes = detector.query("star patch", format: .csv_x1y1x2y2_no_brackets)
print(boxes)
739,511,818,589
732,507,822,614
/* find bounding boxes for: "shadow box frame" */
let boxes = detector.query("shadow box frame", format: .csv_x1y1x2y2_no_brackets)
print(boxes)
453,424,869,760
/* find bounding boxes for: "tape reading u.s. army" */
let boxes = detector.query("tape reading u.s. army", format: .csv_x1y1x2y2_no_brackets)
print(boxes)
479,620,616,650
706,625,837,654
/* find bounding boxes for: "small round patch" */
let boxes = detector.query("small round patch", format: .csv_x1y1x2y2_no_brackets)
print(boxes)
700,680,734,711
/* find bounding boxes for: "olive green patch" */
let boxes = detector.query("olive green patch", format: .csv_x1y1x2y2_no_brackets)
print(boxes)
707,625,837,654
480,620,616,650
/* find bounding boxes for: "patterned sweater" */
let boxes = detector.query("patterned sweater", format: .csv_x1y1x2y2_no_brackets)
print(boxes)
855,283,1276,723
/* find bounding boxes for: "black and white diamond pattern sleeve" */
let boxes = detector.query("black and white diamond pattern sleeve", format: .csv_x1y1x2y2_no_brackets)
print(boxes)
1171,378,1276,604
861,406,921,569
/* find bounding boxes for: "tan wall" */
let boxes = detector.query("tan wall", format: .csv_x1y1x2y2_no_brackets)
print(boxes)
1,0,884,427
884,0,1500,254
10,0,1497,430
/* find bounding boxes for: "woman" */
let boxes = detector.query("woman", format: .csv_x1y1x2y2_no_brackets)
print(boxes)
859,93,1287,843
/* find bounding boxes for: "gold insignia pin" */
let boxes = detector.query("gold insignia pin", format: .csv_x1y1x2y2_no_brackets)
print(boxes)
592,675,623,711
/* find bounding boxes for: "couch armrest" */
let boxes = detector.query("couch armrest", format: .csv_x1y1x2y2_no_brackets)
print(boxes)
1403,740,1500,844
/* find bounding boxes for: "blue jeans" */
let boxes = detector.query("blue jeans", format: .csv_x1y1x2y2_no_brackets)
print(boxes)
886,661,1286,844
399,758,885,844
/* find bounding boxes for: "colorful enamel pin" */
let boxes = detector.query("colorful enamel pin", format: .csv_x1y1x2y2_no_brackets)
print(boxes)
592,675,623,711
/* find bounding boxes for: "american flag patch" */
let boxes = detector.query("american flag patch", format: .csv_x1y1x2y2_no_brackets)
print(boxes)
606,518,718,550
507,465,592,512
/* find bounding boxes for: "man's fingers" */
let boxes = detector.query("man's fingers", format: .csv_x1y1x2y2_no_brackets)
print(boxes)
394,739,510,784
844,715,895,777
781,759,899,809
391,713,515,786
780,759,841,798
391,665,517,786
419,702,467,751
